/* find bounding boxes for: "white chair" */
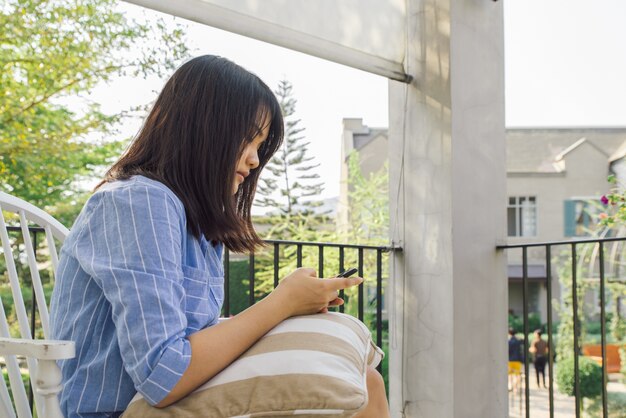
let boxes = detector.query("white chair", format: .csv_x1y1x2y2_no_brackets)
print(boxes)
0,191,75,418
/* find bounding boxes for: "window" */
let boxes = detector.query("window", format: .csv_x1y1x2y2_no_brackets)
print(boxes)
508,196,537,237
564,198,600,237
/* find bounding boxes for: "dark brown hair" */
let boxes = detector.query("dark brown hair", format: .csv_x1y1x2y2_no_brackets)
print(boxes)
99,55,283,252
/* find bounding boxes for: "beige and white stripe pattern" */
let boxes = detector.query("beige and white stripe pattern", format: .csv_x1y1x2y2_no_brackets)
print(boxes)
124,312,384,418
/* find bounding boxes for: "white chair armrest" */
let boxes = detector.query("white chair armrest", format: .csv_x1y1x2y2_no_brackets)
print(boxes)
0,337,75,360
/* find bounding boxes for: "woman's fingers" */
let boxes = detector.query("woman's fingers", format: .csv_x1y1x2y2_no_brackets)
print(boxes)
328,297,344,306
324,276,363,290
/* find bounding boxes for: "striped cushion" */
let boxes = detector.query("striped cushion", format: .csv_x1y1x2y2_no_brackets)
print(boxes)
124,312,384,417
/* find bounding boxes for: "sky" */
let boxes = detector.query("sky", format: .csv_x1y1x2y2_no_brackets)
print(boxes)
89,0,626,205
504,0,626,127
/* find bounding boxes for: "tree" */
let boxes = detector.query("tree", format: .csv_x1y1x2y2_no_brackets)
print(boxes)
0,0,189,224
255,79,324,217
342,151,389,246
254,151,389,311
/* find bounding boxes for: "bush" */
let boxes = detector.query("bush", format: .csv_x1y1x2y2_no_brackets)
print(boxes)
556,356,603,399
508,312,543,334
588,392,626,418
2,368,31,407
225,259,251,316
586,320,603,335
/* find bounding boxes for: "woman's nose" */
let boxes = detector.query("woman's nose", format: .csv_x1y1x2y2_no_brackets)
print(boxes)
246,145,260,169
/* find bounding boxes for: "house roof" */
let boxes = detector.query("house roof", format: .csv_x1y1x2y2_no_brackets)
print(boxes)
507,128,626,173
353,128,388,151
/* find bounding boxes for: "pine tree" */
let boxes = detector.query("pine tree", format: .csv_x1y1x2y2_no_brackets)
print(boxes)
255,79,324,216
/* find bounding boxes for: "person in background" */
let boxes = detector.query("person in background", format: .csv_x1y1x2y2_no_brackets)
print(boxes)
508,328,524,391
529,329,549,388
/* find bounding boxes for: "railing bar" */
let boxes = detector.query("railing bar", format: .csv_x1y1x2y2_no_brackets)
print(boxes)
296,244,303,268
497,235,626,249
358,248,364,322
599,242,608,418
6,226,45,233
249,253,255,307
224,249,230,317
264,238,400,252
318,245,324,279
338,247,344,313
522,247,530,418
376,249,383,374
274,243,280,288
28,230,37,412
572,243,581,418
19,211,49,339
546,245,554,418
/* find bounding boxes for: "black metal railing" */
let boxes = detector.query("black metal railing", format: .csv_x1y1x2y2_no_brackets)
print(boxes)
498,236,626,418
3,227,400,413
223,239,401,375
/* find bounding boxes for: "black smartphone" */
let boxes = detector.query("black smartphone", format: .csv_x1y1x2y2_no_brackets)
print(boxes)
337,267,358,278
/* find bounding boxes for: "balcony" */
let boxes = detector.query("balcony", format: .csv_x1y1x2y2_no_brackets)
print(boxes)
9,0,622,416
4,224,625,417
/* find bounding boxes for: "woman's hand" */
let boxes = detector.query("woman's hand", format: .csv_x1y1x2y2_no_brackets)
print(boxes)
270,267,363,318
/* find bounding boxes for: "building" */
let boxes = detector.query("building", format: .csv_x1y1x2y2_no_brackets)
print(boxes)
341,119,626,322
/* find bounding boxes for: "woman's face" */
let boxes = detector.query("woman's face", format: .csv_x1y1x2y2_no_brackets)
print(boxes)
233,116,271,194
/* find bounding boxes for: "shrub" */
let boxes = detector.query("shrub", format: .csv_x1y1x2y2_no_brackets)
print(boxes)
588,392,626,418
586,320,603,335
508,312,543,334
556,356,603,399
225,259,251,316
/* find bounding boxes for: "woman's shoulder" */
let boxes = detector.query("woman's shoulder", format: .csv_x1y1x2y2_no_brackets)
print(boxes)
95,175,185,213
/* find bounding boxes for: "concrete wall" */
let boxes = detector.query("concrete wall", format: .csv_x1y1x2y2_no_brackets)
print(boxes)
388,1,507,417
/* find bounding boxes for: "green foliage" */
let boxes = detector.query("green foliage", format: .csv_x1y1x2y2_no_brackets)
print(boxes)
556,356,603,399
588,392,626,418
2,368,31,409
508,312,543,334
597,175,626,382
610,307,626,342
586,320,604,335
554,241,601,362
225,259,251,316
0,0,189,222
255,79,323,216
252,150,389,332
0,283,54,339
599,174,626,227
342,152,389,244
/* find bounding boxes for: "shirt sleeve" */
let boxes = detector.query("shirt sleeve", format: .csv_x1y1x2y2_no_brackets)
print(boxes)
73,182,191,405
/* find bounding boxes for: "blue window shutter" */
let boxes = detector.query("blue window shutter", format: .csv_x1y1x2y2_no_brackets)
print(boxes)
582,201,590,230
564,200,576,237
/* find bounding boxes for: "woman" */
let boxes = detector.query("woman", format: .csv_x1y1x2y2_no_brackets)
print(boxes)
50,55,389,417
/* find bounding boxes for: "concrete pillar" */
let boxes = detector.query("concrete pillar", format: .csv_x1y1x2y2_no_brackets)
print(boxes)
388,1,507,417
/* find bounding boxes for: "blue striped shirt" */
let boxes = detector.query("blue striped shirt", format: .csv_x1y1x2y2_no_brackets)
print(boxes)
50,175,224,417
